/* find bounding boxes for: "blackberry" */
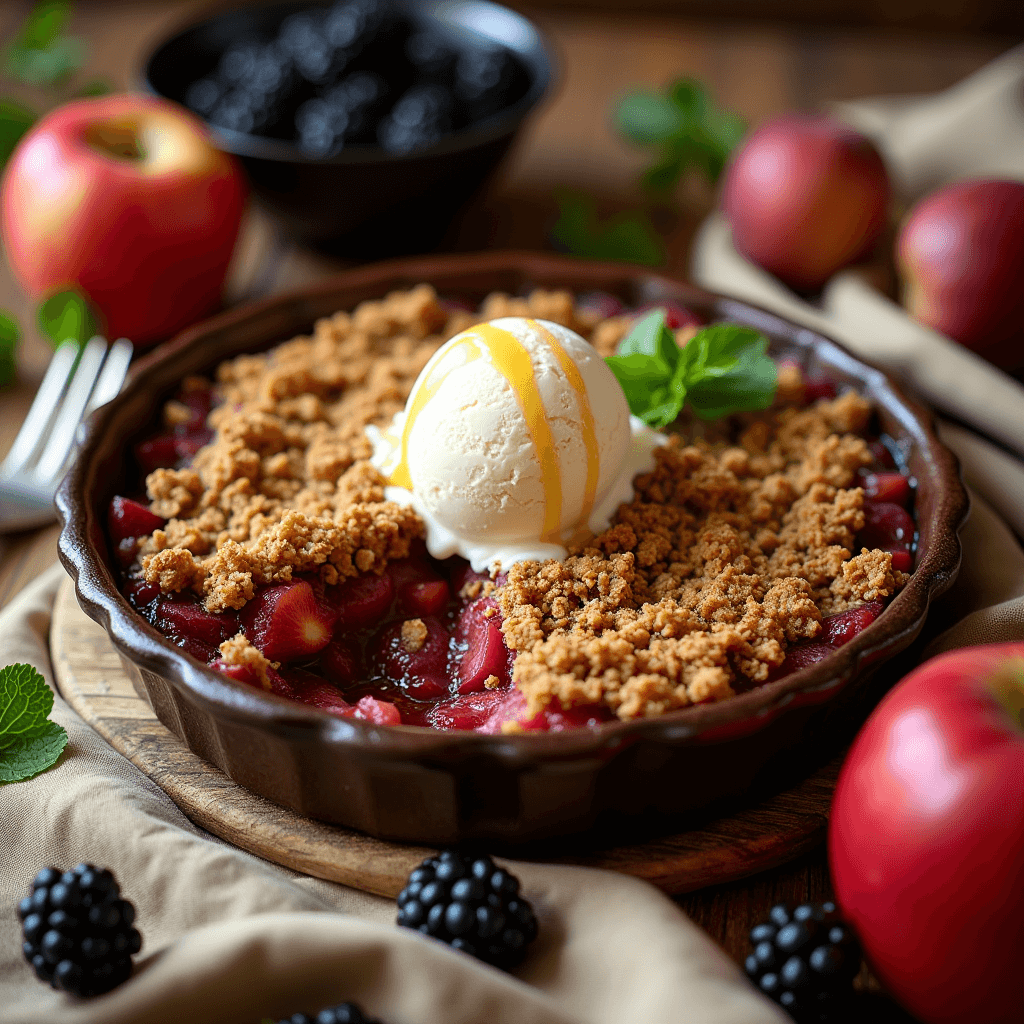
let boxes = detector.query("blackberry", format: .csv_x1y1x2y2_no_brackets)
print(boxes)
273,1001,382,1024
396,850,537,970
745,902,861,1022
455,44,518,121
405,31,457,81
18,864,142,997
377,84,454,154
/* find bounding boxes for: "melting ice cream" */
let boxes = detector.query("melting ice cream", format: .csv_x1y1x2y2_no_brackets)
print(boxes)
368,316,665,571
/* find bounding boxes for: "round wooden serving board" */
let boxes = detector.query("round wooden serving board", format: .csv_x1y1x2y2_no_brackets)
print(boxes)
51,577,840,898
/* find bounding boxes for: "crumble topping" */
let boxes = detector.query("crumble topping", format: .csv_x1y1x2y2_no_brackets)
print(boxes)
217,633,274,690
401,618,428,653
134,285,908,721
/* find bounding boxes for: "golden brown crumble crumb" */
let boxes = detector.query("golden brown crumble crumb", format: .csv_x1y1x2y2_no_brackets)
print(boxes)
483,675,501,690
162,400,193,428
590,316,632,357
401,618,428,653
498,390,904,720
775,362,805,405
218,633,274,690
146,468,204,520
130,286,910,722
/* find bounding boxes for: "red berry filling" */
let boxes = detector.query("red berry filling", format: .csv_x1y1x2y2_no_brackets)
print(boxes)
859,500,916,569
772,599,887,679
108,496,165,546
326,572,395,629
133,385,215,474
861,471,911,507
388,558,451,617
454,596,510,693
822,601,884,647
156,596,239,648
370,615,451,700
240,580,336,662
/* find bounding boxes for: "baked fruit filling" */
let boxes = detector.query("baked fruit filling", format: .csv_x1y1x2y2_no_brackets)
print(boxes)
111,286,915,732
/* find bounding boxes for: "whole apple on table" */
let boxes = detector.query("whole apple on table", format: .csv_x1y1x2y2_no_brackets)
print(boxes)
897,179,1024,371
721,115,1024,370
1,94,246,347
721,114,891,293
829,642,1024,1024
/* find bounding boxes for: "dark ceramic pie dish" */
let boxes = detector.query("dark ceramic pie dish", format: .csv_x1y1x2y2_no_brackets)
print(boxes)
56,251,968,845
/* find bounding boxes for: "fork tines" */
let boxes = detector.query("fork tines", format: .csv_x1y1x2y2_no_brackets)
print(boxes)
0,335,133,487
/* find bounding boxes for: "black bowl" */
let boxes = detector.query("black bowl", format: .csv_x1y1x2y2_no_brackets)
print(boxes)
143,0,553,254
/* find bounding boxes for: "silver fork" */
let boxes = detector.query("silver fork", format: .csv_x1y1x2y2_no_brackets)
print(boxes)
0,336,133,534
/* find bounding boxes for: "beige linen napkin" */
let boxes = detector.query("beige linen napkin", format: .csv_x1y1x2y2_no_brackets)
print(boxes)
691,44,1024,655
0,565,789,1024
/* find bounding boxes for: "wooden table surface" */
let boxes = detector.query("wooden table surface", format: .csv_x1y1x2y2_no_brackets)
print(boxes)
0,4,1016,1020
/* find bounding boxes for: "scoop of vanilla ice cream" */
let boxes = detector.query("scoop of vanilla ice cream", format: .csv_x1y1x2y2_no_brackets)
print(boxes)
368,316,665,571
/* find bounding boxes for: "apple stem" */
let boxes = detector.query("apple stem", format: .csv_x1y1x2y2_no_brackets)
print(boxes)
86,123,146,162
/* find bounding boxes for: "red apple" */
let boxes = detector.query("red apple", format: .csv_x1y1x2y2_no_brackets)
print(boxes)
897,179,1024,370
829,642,1024,1024
1,94,245,346
721,114,890,292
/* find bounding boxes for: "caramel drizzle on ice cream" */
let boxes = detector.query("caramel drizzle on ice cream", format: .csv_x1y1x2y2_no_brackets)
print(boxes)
390,319,604,544
529,318,600,538
387,337,482,491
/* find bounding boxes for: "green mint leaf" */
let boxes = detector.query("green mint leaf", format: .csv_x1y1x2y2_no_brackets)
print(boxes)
606,312,687,427
607,315,777,426
0,310,20,388
37,289,98,349
0,663,68,783
0,662,52,739
0,99,35,167
5,2,83,86
643,393,686,429
605,352,665,408
667,79,747,183
616,77,746,192
0,720,67,783
14,1,72,50
640,152,685,195
551,191,664,267
605,354,683,428
676,326,744,389
614,90,684,146
689,323,767,365
685,328,777,419
617,309,680,371
5,35,83,86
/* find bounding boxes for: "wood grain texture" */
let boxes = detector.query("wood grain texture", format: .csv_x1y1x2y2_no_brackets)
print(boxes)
51,577,840,898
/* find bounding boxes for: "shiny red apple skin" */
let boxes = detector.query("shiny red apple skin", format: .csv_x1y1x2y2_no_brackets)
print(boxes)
897,179,1024,370
829,642,1024,1024
722,114,891,292
1,94,245,346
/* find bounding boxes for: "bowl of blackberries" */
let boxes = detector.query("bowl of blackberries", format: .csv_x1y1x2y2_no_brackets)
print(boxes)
144,0,552,254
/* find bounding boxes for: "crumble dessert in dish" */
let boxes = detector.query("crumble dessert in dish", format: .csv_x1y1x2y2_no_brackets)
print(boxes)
108,285,915,733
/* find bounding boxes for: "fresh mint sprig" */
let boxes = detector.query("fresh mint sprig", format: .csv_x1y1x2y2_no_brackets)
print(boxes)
0,663,68,783
551,191,665,267
4,0,84,87
606,310,777,428
615,78,746,195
